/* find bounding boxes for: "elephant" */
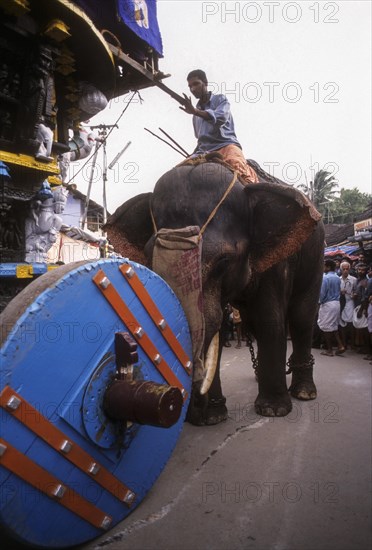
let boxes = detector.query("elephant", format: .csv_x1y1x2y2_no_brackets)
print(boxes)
105,160,325,425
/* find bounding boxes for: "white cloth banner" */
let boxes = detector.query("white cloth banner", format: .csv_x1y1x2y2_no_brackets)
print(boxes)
47,233,101,264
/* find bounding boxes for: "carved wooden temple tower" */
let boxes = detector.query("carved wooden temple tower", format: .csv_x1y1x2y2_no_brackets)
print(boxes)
0,0,166,311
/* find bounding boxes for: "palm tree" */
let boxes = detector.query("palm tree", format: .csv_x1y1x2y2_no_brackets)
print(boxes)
298,170,339,221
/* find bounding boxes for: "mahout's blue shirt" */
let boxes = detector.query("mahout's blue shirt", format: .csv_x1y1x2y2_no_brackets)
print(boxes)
192,93,241,155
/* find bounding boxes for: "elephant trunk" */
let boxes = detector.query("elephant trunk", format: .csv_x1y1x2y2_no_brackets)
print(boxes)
150,226,224,394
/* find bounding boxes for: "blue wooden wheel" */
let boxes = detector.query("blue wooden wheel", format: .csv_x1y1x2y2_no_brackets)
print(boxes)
0,259,192,548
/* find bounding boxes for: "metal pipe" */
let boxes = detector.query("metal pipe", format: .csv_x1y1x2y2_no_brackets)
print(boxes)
108,141,132,170
81,139,100,229
102,138,108,227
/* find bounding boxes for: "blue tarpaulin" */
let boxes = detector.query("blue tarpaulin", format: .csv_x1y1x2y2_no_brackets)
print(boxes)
73,0,163,56
324,245,360,257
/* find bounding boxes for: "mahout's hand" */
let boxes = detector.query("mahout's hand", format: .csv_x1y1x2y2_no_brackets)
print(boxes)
179,93,196,115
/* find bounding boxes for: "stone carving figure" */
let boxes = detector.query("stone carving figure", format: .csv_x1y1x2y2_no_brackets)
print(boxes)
21,46,53,146
25,182,68,263
35,122,54,161
58,125,97,182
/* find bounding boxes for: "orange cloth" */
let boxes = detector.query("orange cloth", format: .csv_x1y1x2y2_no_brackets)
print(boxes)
217,144,259,184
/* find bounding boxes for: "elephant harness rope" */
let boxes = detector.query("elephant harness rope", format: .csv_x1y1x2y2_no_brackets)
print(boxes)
150,169,238,240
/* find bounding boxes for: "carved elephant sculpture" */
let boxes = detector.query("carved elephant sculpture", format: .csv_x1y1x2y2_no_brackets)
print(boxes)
106,162,325,425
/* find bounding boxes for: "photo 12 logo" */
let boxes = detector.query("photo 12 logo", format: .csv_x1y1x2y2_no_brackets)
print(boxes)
1,321,104,345
260,161,339,185
228,400,340,424
70,159,140,185
201,480,339,503
208,81,340,104
202,2,340,24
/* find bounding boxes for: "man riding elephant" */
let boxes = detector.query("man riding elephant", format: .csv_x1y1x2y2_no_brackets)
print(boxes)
180,69,259,184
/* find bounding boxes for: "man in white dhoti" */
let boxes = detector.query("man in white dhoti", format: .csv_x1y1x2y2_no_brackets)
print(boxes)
318,259,345,356
339,261,357,349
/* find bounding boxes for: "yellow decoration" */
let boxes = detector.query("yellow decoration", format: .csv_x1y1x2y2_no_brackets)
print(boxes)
44,19,71,42
16,264,33,279
65,93,79,103
66,107,81,118
47,176,62,186
56,64,76,76
65,83,78,94
56,53,75,66
0,0,30,17
0,150,59,174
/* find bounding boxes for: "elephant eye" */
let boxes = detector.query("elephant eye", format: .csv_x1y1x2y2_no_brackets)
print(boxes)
210,255,230,278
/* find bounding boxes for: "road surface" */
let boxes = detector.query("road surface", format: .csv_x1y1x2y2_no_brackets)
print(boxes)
82,343,371,550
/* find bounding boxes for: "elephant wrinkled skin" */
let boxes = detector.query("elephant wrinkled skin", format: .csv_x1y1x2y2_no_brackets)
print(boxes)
106,162,324,425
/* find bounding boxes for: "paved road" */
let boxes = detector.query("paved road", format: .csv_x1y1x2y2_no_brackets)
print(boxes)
82,344,371,550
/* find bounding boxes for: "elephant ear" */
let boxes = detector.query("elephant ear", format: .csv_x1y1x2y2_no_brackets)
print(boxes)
244,182,322,273
104,192,153,264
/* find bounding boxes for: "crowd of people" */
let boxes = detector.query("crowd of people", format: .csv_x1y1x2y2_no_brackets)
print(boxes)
316,254,372,362
220,254,372,364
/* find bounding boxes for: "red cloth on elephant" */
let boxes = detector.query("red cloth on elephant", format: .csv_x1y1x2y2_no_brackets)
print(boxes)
152,226,205,383
217,144,259,184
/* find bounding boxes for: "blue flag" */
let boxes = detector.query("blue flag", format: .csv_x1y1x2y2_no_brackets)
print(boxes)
73,0,163,56
117,0,163,56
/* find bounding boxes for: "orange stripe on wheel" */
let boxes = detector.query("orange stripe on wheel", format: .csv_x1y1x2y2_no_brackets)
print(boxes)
119,264,192,376
92,270,187,400
0,386,135,506
0,438,112,530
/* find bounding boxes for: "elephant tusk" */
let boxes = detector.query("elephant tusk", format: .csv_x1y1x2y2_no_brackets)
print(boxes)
200,332,219,395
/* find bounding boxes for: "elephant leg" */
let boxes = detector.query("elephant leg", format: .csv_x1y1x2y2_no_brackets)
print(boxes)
254,318,292,417
205,339,228,425
185,383,209,426
287,299,317,400
186,337,227,426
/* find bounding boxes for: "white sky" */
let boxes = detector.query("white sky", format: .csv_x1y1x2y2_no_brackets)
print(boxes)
69,0,372,214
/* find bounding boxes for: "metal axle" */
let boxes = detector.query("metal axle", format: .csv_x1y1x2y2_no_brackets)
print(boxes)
103,380,183,428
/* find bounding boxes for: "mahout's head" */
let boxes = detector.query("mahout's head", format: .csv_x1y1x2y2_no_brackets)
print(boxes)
187,69,208,100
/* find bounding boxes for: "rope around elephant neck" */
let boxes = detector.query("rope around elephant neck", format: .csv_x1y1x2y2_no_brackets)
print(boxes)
150,170,238,238
197,171,237,241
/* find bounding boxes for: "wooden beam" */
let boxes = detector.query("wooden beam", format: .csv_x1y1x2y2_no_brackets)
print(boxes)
108,44,186,105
